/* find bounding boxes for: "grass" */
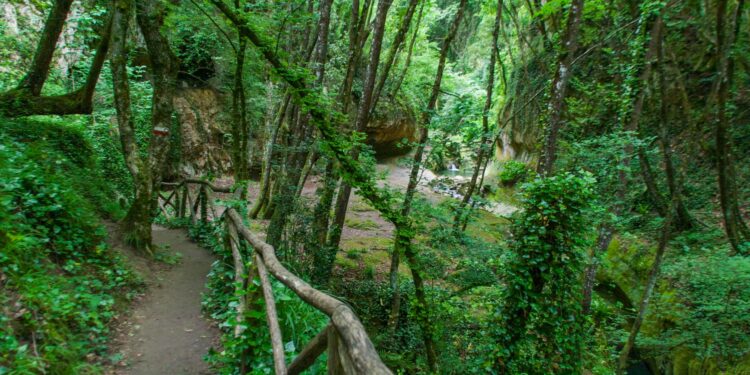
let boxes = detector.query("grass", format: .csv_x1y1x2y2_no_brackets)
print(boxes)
345,217,380,230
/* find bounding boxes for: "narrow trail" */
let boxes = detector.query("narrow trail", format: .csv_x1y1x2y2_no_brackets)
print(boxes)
112,226,219,375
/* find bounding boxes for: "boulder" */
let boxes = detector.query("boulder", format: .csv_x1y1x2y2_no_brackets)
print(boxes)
365,99,418,157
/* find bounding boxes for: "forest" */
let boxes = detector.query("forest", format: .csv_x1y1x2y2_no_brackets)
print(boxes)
0,0,749,373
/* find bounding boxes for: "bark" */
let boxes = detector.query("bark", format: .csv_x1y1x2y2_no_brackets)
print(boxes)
232,29,250,181
387,1,468,371
390,0,424,98
339,0,373,113
0,12,112,117
111,0,154,255
621,15,669,216
370,0,420,113
266,0,334,249
616,204,673,374
136,0,179,183
113,0,179,254
250,94,290,219
453,0,502,232
18,0,75,95
581,224,616,314
537,0,585,176
655,19,692,230
326,0,393,256
716,0,749,253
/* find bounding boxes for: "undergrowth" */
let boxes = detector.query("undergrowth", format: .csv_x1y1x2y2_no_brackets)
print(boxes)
0,117,142,374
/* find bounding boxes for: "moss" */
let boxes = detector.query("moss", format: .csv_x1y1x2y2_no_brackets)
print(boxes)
340,236,393,251
345,217,380,230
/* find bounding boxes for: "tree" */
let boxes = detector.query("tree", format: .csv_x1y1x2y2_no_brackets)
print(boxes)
715,0,749,253
0,0,111,117
111,0,178,254
453,0,503,232
537,0,585,176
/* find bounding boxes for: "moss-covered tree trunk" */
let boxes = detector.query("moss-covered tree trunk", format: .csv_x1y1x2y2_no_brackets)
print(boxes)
537,0,585,176
111,0,178,255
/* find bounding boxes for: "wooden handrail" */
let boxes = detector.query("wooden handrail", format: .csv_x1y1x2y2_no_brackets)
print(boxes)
158,180,392,375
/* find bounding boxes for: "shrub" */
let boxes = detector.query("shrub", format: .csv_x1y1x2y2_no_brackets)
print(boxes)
498,160,530,186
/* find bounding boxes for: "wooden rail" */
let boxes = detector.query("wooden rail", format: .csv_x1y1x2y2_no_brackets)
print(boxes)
159,180,392,375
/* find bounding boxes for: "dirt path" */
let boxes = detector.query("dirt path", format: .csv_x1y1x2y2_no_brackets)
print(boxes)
112,226,219,375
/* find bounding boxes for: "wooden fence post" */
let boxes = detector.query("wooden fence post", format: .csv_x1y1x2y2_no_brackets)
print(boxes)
327,327,344,375
179,184,186,218
200,185,208,222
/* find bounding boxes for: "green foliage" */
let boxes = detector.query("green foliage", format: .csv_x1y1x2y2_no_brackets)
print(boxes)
493,172,596,373
0,117,141,373
498,160,531,186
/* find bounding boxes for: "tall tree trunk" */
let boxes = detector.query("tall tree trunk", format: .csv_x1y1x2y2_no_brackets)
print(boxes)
454,0,502,232
266,0,333,249
113,0,178,254
716,0,749,253
655,18,692,230
232,28,250,182
326,0,394,258
390,0,425,98
370,0,420,113
137,0,179,188
387,1,468,371
111,0,154,255
250,93,290,219
537,0,585,176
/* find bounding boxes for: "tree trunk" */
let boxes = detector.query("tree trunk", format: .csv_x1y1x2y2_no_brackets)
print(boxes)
616,203,673,374
232,34,250,182
0,9,112,118
716,0,749,253
250,94,290,219
655,18,692,230
390,0,425,98
266,0,333,249
326,0,394,256
17,0,74,95
387,1,468,371
137,0,179,187
454,0,502,232
370,0,420,112
537,0,585,176
111,0,154,255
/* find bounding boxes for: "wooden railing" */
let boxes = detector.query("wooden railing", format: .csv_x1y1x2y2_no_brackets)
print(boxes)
159,180,392,375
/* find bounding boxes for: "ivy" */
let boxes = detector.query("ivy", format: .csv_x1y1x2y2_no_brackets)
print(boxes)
493,172,596,373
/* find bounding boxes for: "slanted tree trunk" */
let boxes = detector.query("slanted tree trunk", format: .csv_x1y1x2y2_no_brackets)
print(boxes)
250,93,289,219
537,0,585,176
326,0,393,259
0,2,112,117
266,0,333,249
18,0,74,95
453,0,502,232
387,1,468,371
390,0,424,98
616,202,673,374
370,0,420,112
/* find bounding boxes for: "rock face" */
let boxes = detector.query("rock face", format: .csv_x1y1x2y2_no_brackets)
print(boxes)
365,100,418,157
172,88,232,177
